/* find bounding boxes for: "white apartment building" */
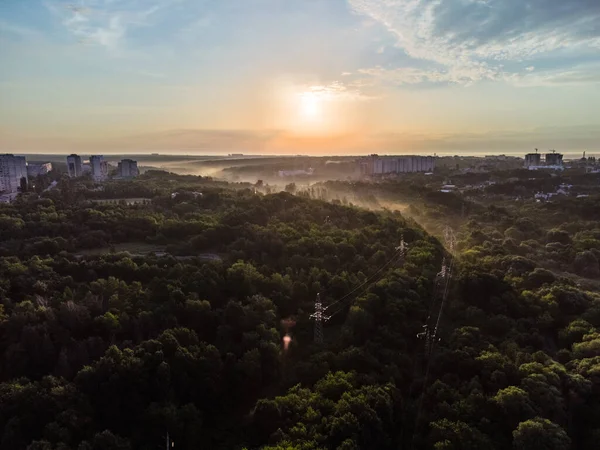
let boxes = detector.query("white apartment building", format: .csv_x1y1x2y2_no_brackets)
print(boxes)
359,155,436,175
0,154,28,193
90,155,108,181
118,159,139,178
27,162,53,177
67,154,83,177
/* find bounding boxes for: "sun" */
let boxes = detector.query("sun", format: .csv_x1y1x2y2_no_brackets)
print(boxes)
300,92,321,118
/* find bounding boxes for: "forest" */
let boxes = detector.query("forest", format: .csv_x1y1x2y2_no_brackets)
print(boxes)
1,170,600,449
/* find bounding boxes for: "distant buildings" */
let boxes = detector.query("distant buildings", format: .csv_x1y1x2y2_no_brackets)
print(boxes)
545,152,563,166
27,162,53,177
117,159,139,178
90,155,108,181
524,150,563,170
0,154,28,194
359,155,436,175
524,152,541,168
67,154,83,177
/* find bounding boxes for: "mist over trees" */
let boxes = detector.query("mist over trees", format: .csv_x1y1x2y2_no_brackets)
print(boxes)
1,170,599,449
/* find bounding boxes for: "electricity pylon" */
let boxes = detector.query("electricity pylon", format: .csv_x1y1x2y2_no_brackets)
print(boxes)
310,293,330,344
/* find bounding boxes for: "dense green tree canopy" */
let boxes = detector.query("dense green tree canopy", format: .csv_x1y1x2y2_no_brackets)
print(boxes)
0,170,599,449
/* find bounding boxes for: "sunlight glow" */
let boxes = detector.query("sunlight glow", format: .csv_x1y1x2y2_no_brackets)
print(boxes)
300,92,321,119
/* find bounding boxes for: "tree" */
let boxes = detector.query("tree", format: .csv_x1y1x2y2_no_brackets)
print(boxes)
512,418,570,450
574,251,600,278
429,419,492,450
493,386,535,426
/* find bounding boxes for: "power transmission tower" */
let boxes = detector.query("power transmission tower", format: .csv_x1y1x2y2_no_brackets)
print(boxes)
310,293,330,344
395,234,408,257
437,257,447,279
444,226,456,252
416,324,437,356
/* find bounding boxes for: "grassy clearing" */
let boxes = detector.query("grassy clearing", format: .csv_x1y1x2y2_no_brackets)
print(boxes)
90,198,151,205
76,243,223,261
77,242,165,256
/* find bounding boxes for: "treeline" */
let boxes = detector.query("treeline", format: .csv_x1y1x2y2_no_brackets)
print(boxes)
0,173,443,449
0,172,599,449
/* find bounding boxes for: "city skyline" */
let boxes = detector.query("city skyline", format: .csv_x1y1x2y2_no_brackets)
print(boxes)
1,0,600,154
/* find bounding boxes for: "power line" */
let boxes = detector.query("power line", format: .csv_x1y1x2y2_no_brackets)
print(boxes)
409,226,457,450
326,238,407,312
326,248,405,319
309,293,330,344
310,237,408,342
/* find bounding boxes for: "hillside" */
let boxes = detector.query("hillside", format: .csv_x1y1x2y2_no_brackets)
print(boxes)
0,172,599,449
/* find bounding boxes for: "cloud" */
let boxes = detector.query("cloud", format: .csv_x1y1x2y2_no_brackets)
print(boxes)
0,128,285,152
4,125,600,153
507,64,600,86
349,0,600,86
299,81,376,102
368,125,600,152
359,65,496,86
122,129,282,150
46,0,184,52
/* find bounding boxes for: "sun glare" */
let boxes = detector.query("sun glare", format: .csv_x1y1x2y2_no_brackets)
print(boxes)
300,92,320,118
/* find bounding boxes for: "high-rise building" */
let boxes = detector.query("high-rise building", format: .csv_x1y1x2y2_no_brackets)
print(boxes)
117,159,139,178
90,155,108,181
524,152,541,168
359,155,436,175
67,154,83,178
27,162,53,177
0,154,28,193
545,152,564,166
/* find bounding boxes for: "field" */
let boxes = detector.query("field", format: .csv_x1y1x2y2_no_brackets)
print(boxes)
76,242,165,257
89,198,151,205
75,242,222,261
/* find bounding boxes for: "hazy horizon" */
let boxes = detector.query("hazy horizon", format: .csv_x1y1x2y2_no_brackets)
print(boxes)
11,149,594,159
2,1,600,154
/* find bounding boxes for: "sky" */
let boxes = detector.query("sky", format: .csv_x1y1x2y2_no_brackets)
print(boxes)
1,0,600,155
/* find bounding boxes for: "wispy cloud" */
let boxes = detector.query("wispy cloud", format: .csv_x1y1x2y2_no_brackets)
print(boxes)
369,125,600,152
507,64,600,87
359,65,497,86
300,81,376,102
349,0,600,86
46,0,185,52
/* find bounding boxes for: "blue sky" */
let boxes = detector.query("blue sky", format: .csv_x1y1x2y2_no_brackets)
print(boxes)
1,0,600,154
